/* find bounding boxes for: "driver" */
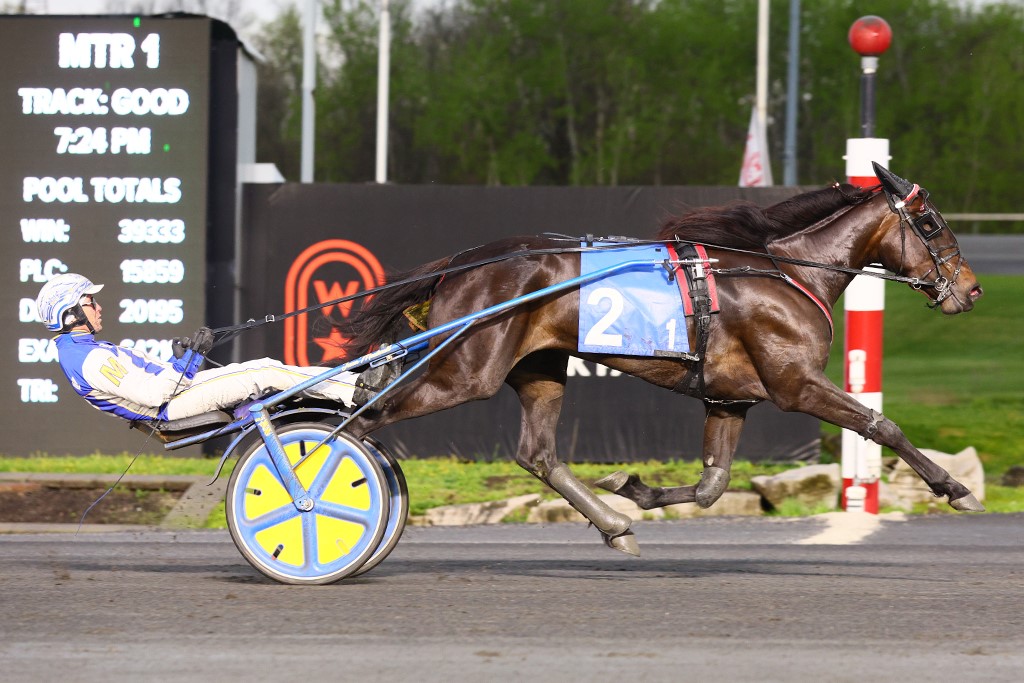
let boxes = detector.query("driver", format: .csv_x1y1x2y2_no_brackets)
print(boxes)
36,273,394,424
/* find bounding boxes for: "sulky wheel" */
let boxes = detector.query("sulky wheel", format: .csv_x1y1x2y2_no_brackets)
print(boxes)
350,436,409,577
225,422,389,585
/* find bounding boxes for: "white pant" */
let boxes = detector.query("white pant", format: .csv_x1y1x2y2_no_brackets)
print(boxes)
163,358,357,420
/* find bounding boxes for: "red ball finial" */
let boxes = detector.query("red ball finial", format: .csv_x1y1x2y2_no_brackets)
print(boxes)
848,16,893,57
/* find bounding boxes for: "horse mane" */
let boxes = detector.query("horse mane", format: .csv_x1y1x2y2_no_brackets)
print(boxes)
655,183,877,249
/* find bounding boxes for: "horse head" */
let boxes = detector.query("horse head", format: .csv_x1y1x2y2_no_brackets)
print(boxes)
873,163,984,314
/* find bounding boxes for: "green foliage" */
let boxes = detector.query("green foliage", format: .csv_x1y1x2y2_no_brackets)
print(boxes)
795,0,1024,224
768,497,836,517
205,500,227,529
391,457,794,516
249,0,1022,227
981,486,1024,514
251,5,305,180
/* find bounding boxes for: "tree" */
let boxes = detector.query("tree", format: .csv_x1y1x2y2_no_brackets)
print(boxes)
246,0,1022,227
251,5,305,180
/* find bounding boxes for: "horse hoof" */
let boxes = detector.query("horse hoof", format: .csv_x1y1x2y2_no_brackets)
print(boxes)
603,530,640,557
949,492,985,512
695,466,730,509
595,471,630,493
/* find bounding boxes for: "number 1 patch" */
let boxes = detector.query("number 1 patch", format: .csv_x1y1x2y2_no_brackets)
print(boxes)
578,243,689,357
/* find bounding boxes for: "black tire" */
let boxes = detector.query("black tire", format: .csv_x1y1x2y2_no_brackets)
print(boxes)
351,436,410,577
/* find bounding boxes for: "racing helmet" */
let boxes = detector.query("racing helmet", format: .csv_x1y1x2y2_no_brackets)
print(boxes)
36,273,104,332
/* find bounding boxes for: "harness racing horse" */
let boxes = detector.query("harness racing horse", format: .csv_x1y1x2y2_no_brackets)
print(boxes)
339,164,985,556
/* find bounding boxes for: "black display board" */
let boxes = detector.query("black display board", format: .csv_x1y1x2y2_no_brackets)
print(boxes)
240,184,821,463
0,15,237,456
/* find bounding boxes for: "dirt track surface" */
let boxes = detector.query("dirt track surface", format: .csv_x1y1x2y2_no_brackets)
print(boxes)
0,484,178,524
1,514,1023,682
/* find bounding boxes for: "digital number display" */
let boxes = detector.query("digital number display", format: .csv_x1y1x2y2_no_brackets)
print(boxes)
0,16,212,456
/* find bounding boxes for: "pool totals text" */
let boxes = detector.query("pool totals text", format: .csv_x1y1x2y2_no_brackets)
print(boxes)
0,16,211,418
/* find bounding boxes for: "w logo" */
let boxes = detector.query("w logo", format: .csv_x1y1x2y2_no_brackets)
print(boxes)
284,240,385,366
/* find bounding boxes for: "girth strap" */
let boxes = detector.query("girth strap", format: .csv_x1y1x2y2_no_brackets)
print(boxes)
666,244,714,398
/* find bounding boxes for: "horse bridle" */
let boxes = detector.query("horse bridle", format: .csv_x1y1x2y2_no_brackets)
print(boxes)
886,184,964,309
884,183,962,309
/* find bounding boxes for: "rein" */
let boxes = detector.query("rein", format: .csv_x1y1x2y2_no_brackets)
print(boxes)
664,238,943,289
209,209,954,346
211,243,628,339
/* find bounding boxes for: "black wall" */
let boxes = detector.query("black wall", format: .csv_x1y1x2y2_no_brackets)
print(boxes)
239,183,821,463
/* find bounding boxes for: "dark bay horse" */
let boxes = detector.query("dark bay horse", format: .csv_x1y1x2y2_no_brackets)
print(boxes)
340,165,985,555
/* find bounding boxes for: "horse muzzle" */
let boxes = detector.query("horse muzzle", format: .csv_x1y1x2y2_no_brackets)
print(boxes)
937,280,983,314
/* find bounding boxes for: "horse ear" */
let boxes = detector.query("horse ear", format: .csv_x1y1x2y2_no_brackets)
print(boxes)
871,162,916,201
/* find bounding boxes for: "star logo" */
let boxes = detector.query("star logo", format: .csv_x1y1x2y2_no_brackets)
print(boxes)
312,328,350,363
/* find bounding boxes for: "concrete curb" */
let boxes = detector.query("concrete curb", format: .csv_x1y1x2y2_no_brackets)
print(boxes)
160,478,228,529
1,470,854,533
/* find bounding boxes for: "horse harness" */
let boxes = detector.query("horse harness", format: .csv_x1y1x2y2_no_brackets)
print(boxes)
886,183,963,309
209,180,958,412
661,243,718,401
663,179,962,405
664,242,834,407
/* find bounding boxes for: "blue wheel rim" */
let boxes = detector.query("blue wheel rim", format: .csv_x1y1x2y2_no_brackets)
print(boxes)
229,426,387,582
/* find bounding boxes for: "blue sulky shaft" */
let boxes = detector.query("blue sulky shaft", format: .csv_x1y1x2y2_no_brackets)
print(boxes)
165,257,683,451
260,257,671,408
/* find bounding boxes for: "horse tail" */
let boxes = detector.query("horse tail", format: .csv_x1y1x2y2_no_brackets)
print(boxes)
335,256,450,361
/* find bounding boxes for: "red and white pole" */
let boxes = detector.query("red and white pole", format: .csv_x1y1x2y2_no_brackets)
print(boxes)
841,16,892,513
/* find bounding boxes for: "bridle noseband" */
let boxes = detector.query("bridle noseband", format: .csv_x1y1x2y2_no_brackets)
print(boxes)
887,184,963,309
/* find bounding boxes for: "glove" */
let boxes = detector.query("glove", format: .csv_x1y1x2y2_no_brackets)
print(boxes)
171,337,189,359
172,327,215,358
189,326,216,354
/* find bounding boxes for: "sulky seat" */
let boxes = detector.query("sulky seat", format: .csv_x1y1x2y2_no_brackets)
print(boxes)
129,410,233,443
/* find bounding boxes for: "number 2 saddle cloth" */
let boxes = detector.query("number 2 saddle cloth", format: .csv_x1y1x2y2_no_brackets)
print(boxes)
577,241,719,358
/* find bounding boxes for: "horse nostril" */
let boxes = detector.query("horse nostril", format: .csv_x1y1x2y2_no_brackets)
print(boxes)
970,285,983,300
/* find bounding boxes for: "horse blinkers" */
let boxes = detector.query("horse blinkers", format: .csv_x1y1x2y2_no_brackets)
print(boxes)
871,162,963,306
909,191,949,242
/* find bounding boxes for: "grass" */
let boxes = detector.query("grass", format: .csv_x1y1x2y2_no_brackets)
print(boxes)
2,276,1021,523
824,275,1024,475
0,454,220,477
395,458,795,516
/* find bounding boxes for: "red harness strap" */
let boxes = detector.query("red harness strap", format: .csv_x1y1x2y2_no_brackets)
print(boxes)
780,273,834,339
667,242,833,339
665,243,720,316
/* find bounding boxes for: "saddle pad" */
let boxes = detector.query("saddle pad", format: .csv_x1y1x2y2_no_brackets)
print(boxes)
578,242,691,356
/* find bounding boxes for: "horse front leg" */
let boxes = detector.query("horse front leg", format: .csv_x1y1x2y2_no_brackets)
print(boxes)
773,376,984,511
695,403,751,506
595,403,749,510
507,352,639,557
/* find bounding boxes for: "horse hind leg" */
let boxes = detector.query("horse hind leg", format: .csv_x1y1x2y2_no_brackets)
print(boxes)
594,471,697,509
507,352,639,557
597,404,749,510
547,464,639,556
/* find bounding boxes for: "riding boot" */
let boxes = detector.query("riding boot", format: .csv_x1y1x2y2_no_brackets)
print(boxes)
352,361,401,406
